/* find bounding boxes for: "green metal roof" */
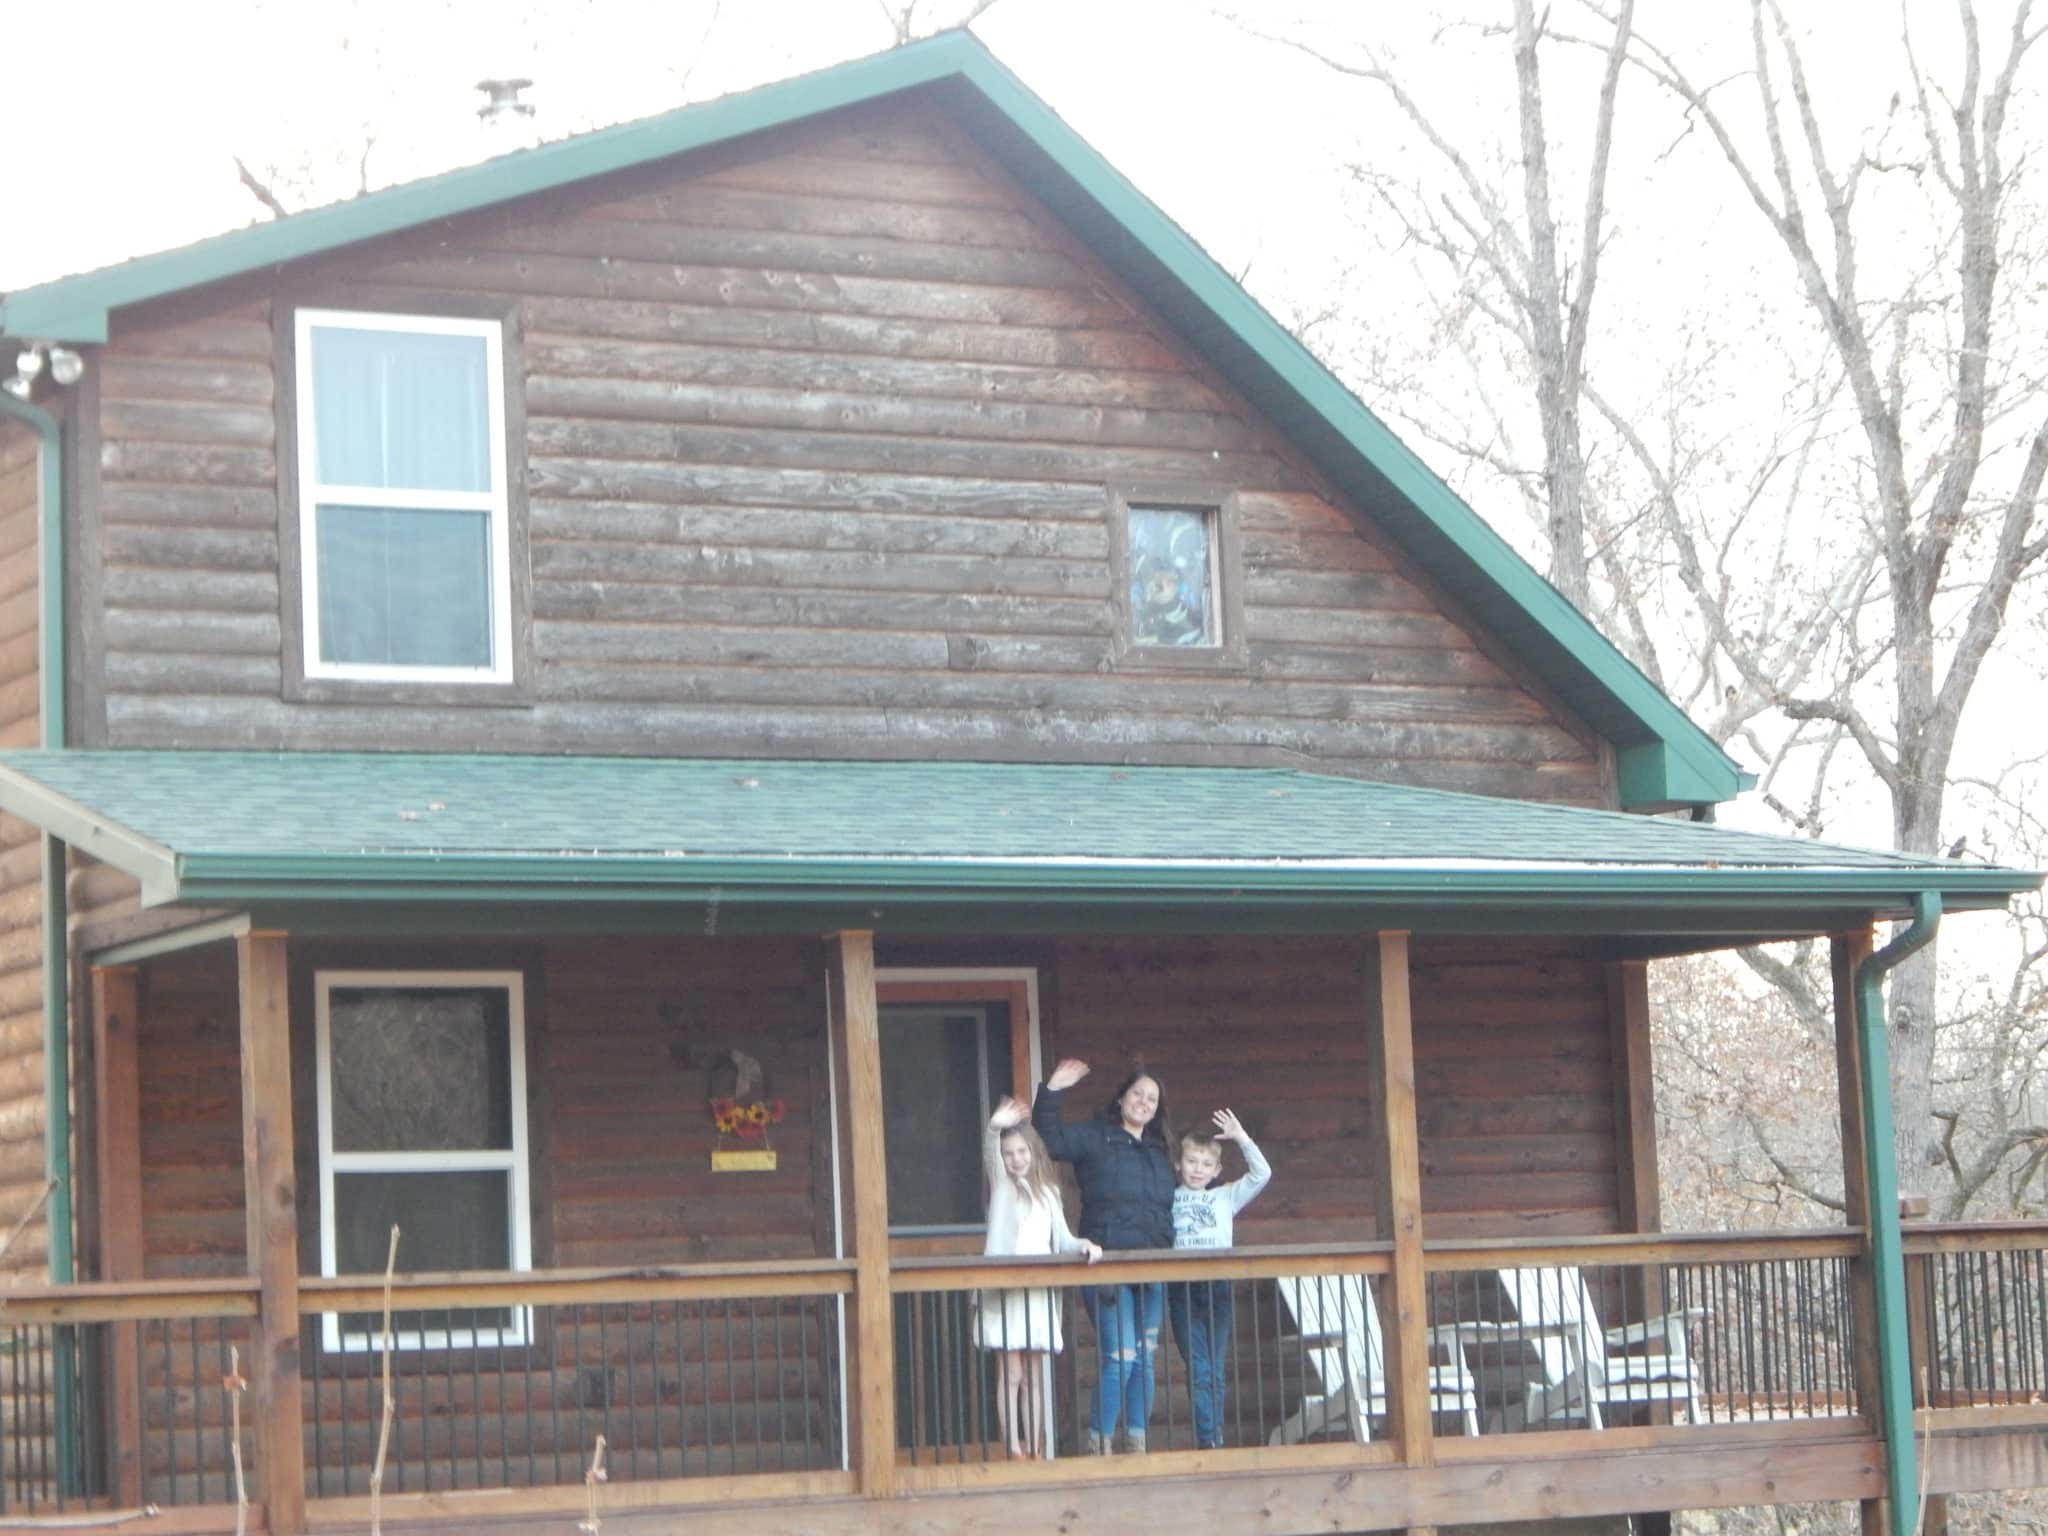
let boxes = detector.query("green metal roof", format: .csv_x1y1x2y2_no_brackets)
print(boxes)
1,32,1743,812
0,752,2028,936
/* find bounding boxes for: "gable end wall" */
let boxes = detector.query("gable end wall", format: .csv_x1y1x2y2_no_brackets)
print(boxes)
79,101,1608,806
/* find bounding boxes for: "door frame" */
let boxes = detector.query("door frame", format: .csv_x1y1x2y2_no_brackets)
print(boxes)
873,968,1042,1258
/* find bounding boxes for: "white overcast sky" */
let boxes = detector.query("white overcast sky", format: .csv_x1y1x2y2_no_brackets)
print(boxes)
5,0,2043,871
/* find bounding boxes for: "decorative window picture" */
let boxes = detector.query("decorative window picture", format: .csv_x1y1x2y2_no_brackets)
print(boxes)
1127,504,1218,647
294,309,513,683
315,972,531,1350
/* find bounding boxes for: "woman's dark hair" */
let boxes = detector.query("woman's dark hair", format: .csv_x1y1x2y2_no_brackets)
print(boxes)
1098,1066,1171,1148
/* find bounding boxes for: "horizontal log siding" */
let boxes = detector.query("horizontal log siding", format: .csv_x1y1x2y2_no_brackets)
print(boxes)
85,106,1603,804
1036,934,1619,1243
0,420,44,1276
126,932,1617,1275
114,928,1614,1491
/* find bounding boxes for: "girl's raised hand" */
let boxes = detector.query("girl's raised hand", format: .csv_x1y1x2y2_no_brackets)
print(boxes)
1212,1108,1247,1143
1046,1058,1090,1091
989,1096,1028,1130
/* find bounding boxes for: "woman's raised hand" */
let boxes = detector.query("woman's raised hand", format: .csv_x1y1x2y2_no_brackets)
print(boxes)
1046,1058,1090,1091
989,1095,1028,1130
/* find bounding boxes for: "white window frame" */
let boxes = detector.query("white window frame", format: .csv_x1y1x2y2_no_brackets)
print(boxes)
294,308,515,685
314,969,533,1352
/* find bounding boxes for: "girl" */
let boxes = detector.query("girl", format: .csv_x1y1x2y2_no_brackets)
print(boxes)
1031,1058,1176,1454
978,1096,1101,1459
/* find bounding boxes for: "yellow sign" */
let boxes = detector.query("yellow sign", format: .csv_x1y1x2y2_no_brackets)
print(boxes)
711,1149,778,1173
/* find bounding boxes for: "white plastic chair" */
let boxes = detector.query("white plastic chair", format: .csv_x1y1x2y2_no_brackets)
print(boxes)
1495,1267,1705,1429
1268,1273,1481,1443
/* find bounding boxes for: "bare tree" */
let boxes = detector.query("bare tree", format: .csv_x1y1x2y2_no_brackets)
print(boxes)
875,0,1005,47
1250,0,1635,611
1605,0,2048,1197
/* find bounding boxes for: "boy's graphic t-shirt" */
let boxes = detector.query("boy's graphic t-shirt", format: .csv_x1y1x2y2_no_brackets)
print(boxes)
1170,1137,1271,1250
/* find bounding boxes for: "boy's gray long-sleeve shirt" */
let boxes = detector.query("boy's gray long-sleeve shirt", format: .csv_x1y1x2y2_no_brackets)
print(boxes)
1170,1137,1271,1250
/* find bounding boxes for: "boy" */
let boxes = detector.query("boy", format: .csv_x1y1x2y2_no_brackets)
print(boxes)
1169,1107,1271,1449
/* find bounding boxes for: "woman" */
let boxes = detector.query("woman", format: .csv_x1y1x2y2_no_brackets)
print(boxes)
1031,1058,1175,1453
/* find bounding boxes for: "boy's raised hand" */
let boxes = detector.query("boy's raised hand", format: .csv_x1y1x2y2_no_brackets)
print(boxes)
990,1096,1028,1130
1046,1058,1090,1091
1212,1108,1248,1143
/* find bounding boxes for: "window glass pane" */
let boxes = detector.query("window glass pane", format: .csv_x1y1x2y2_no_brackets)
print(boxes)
316,504,493,668
333,1170,513,1336
1128,505,1216,646
311,324,492,492
329,986,512,1153
878,1007,1012,1229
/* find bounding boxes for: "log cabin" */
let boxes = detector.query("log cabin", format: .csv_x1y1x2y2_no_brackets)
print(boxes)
0,28,2040,1536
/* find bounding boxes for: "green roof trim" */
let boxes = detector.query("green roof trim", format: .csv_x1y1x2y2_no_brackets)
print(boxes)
0,753,2029,930
4,32,1746,808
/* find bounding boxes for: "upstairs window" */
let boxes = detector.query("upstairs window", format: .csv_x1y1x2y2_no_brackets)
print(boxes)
1127,504,1219,648
315,971,532,1350
293,310,513,683
1109,486,1246,669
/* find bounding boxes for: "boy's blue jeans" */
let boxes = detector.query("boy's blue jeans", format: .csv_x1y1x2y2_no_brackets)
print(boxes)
1083,1282,1163,1439
1168,1279,1234,1447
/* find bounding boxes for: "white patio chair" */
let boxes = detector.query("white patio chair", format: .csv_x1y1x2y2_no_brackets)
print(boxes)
1268,1273,1481,1443
1495,1266,1705,1429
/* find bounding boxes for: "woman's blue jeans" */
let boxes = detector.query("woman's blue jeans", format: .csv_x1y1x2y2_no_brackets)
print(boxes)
1083,1282,1164,1438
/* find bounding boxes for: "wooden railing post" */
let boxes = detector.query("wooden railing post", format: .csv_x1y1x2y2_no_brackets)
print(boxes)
1364,930,1433,1494
90,965,144,1508
238,930,304,1535
1832,928,1886,1536
825,931,895,1497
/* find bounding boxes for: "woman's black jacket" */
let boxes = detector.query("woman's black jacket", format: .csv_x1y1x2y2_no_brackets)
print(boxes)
1031,1084,1174,1251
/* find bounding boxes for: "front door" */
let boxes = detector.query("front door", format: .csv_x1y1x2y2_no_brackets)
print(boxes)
874,975,1038,1459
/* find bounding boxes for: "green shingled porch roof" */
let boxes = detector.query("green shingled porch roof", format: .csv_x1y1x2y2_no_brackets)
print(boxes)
0,752,2029,925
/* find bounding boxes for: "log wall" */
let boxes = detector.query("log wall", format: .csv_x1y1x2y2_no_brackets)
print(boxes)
0,418,44,1278
112,928,1615,1496
80,101,1607,805
127,932,1616,1278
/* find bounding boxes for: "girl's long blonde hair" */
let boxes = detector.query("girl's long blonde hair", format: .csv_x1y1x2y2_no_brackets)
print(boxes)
994,1122,1061,1209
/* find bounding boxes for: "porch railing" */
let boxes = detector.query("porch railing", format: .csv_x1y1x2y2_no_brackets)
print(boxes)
1426,1230,1866,1434
1905,1221,2048,1423
297,1260,852,1497
10,1225,2048,1521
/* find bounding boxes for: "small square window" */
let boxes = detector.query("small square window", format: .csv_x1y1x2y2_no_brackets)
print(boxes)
1127,505,1218,647
293,310,514,684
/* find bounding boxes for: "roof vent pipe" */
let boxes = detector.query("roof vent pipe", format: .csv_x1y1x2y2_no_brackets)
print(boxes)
475,78,536,126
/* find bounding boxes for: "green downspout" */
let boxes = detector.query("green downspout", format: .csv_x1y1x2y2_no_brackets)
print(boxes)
1856,891,1941,1536
0,391,76,1494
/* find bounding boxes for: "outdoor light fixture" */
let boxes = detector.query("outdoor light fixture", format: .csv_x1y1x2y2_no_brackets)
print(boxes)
3,342,86,401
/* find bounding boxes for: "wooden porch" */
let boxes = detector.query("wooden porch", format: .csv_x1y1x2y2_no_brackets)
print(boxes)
0,924,2039,1533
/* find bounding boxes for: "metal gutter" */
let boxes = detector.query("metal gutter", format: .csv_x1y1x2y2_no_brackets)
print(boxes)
0,395,73,1300
1854,891,1940,1536
162,852,2038,910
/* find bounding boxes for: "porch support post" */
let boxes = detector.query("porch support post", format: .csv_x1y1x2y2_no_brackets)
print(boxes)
826,931,895,1498
90,964,144,1508
237,930,304,1536
1831,927,1885,1536
1605,960,1661,1235
1363,930,1433,1485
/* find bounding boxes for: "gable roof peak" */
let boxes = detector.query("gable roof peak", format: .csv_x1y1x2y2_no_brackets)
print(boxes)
0,27,1747,811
